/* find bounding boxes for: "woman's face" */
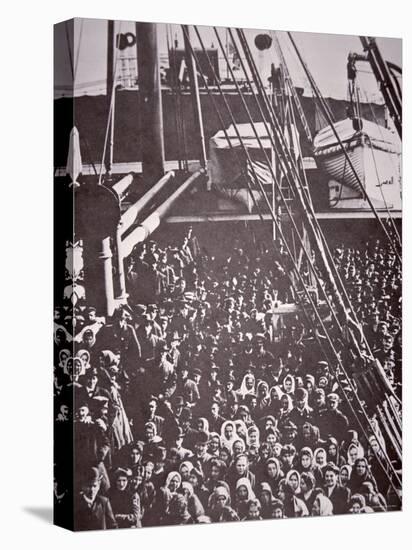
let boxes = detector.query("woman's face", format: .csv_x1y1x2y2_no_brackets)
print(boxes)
197,419,205,431
266,433,276,447
265,419,275,431
340,468,349,485
246,377,254,390
224,424,234,439
210,465,220,480
355,460,367,476
237,485,248,501
273,443,282,457
180,465,190,481
235,457,247,476
168,475,180,493
288,473,299,492
260,491,270,505
210,436,220,452
300,479,308,493
249,431,258,445
189,473,198,488
301,455,311,469
145,425,154,440
316,451,327,466
267,462,277,478
144,463,153,480
233,441,244,456
216,494,226,509
350,502,362,514
349,447,359,463
284,379,293,392
312,498,321,516
281,396,289,409
328,444,337,457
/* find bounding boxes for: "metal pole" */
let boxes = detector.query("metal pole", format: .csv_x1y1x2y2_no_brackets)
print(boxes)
136,22,165,184
182,25,207,168
105,20,115,178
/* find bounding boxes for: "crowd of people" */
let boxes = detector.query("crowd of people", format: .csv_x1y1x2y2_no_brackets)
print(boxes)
53,226,402,530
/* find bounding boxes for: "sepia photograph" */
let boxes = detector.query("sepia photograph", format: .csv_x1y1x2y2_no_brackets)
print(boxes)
53,16,402,531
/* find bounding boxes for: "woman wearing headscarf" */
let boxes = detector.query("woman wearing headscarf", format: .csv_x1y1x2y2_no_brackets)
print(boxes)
326,436,345,467
339,464,352,489
164,471,182,495
268,386,283,417
348,493,367,513
257,481,275,519
237,373,256,400
181,481,205,520
297,447,323,487
314,447,328,470
247,425,260,448
349,457,378,494
109,467,142,528
234,418,249,442
196,417,210,435
231,437,247,459
299,471,318,512
179,461,194,482
283,470,309,518
282,374,295,395
227,453,256,496
220,420,237,449
166,493,194,525
205,457,227,493
234,477,256,519
296,422,323,451
347,441,365,466
359,481,387,512
97,362,133,452
208,432,221,457
207,484,239,523
257,457,284,494
311,494,334,516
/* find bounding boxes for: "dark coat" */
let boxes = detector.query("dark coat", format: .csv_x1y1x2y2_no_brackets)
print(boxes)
75,494,118,531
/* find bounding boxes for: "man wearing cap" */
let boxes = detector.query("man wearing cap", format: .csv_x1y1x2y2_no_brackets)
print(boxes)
324,463,350,515
288,388,313,429
208,401,226,434
173,426,194,460
145,397,165,437
177,367,201,409
75,467,118,530
323,393,349,440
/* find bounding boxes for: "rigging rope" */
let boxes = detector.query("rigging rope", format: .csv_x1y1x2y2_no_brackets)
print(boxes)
185,25,401,492
288,32,402,266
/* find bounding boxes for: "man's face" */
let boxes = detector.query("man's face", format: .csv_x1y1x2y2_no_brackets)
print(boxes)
78,406,89,420
130,448,141,464
325,471,337,487
236,457,247,476
327,399,338,411
296,399,305,410
195,442,207,458
83,480,100,501
273,507,283,519
116,476,128,491
282,452,294,466
211,403,219,417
